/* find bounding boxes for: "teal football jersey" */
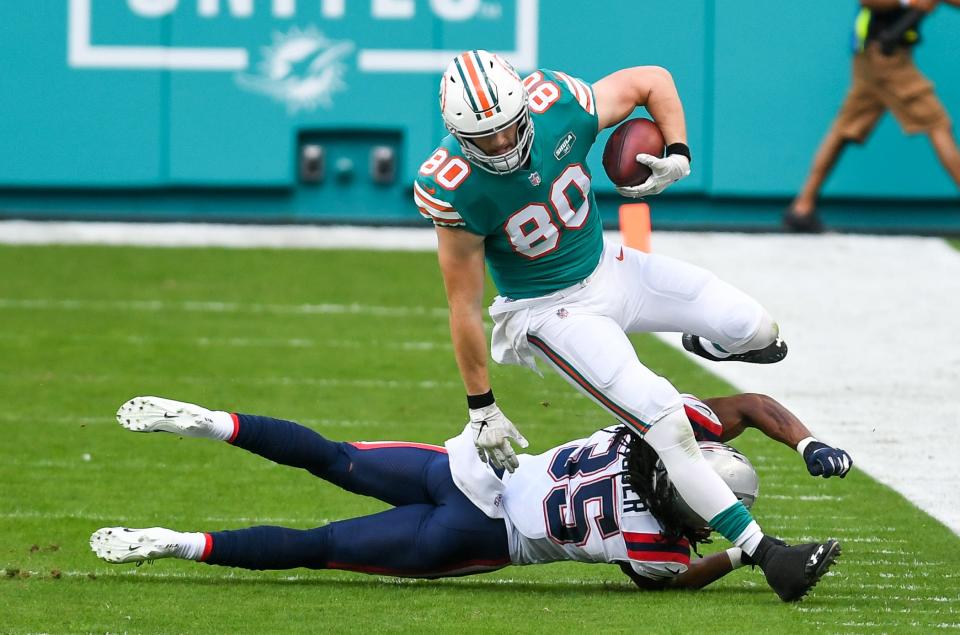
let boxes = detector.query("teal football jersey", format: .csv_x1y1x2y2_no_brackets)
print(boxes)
415,69,603,299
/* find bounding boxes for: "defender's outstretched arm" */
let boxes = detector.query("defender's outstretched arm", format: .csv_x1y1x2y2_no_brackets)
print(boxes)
704,394,853,478
619,550,741,591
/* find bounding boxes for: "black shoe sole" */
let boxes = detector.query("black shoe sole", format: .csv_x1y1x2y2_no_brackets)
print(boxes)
727,340,788,365
788,539,842,602
681,334,788,365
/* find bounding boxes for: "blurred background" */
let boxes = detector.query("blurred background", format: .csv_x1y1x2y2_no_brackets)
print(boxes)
2,0,958,233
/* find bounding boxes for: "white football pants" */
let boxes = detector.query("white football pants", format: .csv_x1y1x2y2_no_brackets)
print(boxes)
508,240,776,433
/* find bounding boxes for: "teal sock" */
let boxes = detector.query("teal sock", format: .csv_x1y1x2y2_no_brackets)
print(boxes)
710,501,755,543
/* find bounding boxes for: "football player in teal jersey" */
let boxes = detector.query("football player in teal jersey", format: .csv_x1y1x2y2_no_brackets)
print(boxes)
414,50,834,602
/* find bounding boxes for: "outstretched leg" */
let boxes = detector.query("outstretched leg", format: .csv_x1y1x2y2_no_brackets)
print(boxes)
230,413,449,507
117,396,449,507
204,497,510,577
91,455,511,578
612,248,785,363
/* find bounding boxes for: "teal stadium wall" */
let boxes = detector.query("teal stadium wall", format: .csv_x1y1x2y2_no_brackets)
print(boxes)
1,1,958,231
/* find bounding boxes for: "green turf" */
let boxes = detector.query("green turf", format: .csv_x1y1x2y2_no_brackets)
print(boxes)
1,245,958,634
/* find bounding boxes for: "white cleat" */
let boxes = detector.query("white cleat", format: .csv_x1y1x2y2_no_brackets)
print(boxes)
90,527,181,564
116,396,217,438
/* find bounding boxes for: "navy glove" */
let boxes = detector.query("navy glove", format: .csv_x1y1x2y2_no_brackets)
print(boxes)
802,441,853,478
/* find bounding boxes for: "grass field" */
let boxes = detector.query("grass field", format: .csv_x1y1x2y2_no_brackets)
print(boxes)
2,244,959,634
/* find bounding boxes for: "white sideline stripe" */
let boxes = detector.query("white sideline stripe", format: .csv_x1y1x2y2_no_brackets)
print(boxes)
651,232,960,536
0,221,624,250
0,221,442,250
0,297,448,319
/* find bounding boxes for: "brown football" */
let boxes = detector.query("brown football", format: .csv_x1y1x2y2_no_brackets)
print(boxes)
602,118,666,187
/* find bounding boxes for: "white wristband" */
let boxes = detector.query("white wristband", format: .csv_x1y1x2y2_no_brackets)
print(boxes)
899,0,912,7
796,436,818,456
726,547,744,569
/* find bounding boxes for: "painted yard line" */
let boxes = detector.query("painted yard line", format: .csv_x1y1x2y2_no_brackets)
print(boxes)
763,494,845,501
0,413,443,429
0,373,461,390
0,510,334,525
17,569,644,589
0,414,107,425
792,535,910,543
841,567,948,575
811,620,960,632
0,297,449,319
23,567,960,613
0,331,452,352
757,513,860,521
799,597,959,606
0,413,556,433
2,458,275,471
800,607,959,615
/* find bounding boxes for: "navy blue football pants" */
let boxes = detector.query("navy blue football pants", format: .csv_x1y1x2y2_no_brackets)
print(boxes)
203,414,511,577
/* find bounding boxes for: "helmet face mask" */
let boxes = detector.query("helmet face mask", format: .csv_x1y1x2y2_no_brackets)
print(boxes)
655,441,761,531
440,50,534,175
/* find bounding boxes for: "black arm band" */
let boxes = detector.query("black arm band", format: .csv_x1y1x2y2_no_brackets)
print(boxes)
666,142,691,163
467,390,495,410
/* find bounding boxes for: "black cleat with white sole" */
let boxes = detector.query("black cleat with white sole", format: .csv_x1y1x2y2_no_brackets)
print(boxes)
681,334,788,364
755,537,842,602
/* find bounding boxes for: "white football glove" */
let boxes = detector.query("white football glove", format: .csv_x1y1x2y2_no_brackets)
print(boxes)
469,403,528,473
615,153,691,198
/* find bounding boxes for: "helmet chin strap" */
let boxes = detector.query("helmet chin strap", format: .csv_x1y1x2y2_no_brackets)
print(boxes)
454,109,534,175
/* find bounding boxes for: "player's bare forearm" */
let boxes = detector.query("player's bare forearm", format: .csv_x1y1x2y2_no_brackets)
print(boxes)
619,552,736,591
448,304,490,394
593,66,687,144
705,394,813,448
668,552,738,589
436,226,490,395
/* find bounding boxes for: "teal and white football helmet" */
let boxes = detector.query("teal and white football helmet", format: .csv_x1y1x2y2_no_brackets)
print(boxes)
439,49,533,174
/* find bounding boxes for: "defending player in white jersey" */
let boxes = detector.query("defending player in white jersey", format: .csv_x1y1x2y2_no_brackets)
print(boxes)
91,393,848,597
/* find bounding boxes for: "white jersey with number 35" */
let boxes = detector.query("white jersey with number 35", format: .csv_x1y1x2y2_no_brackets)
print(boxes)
446,425,691,581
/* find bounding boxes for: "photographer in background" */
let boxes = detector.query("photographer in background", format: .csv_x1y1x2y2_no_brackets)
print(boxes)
785,0,960,233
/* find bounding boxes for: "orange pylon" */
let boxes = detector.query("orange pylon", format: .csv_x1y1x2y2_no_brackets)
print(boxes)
619,203,651,253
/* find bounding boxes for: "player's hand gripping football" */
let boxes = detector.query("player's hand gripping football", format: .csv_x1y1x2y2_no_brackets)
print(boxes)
469,403,529,473
803,441,853,478
616,153,691,198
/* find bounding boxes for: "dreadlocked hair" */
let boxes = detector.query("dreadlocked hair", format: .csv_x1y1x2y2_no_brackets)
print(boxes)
613,426,710,553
